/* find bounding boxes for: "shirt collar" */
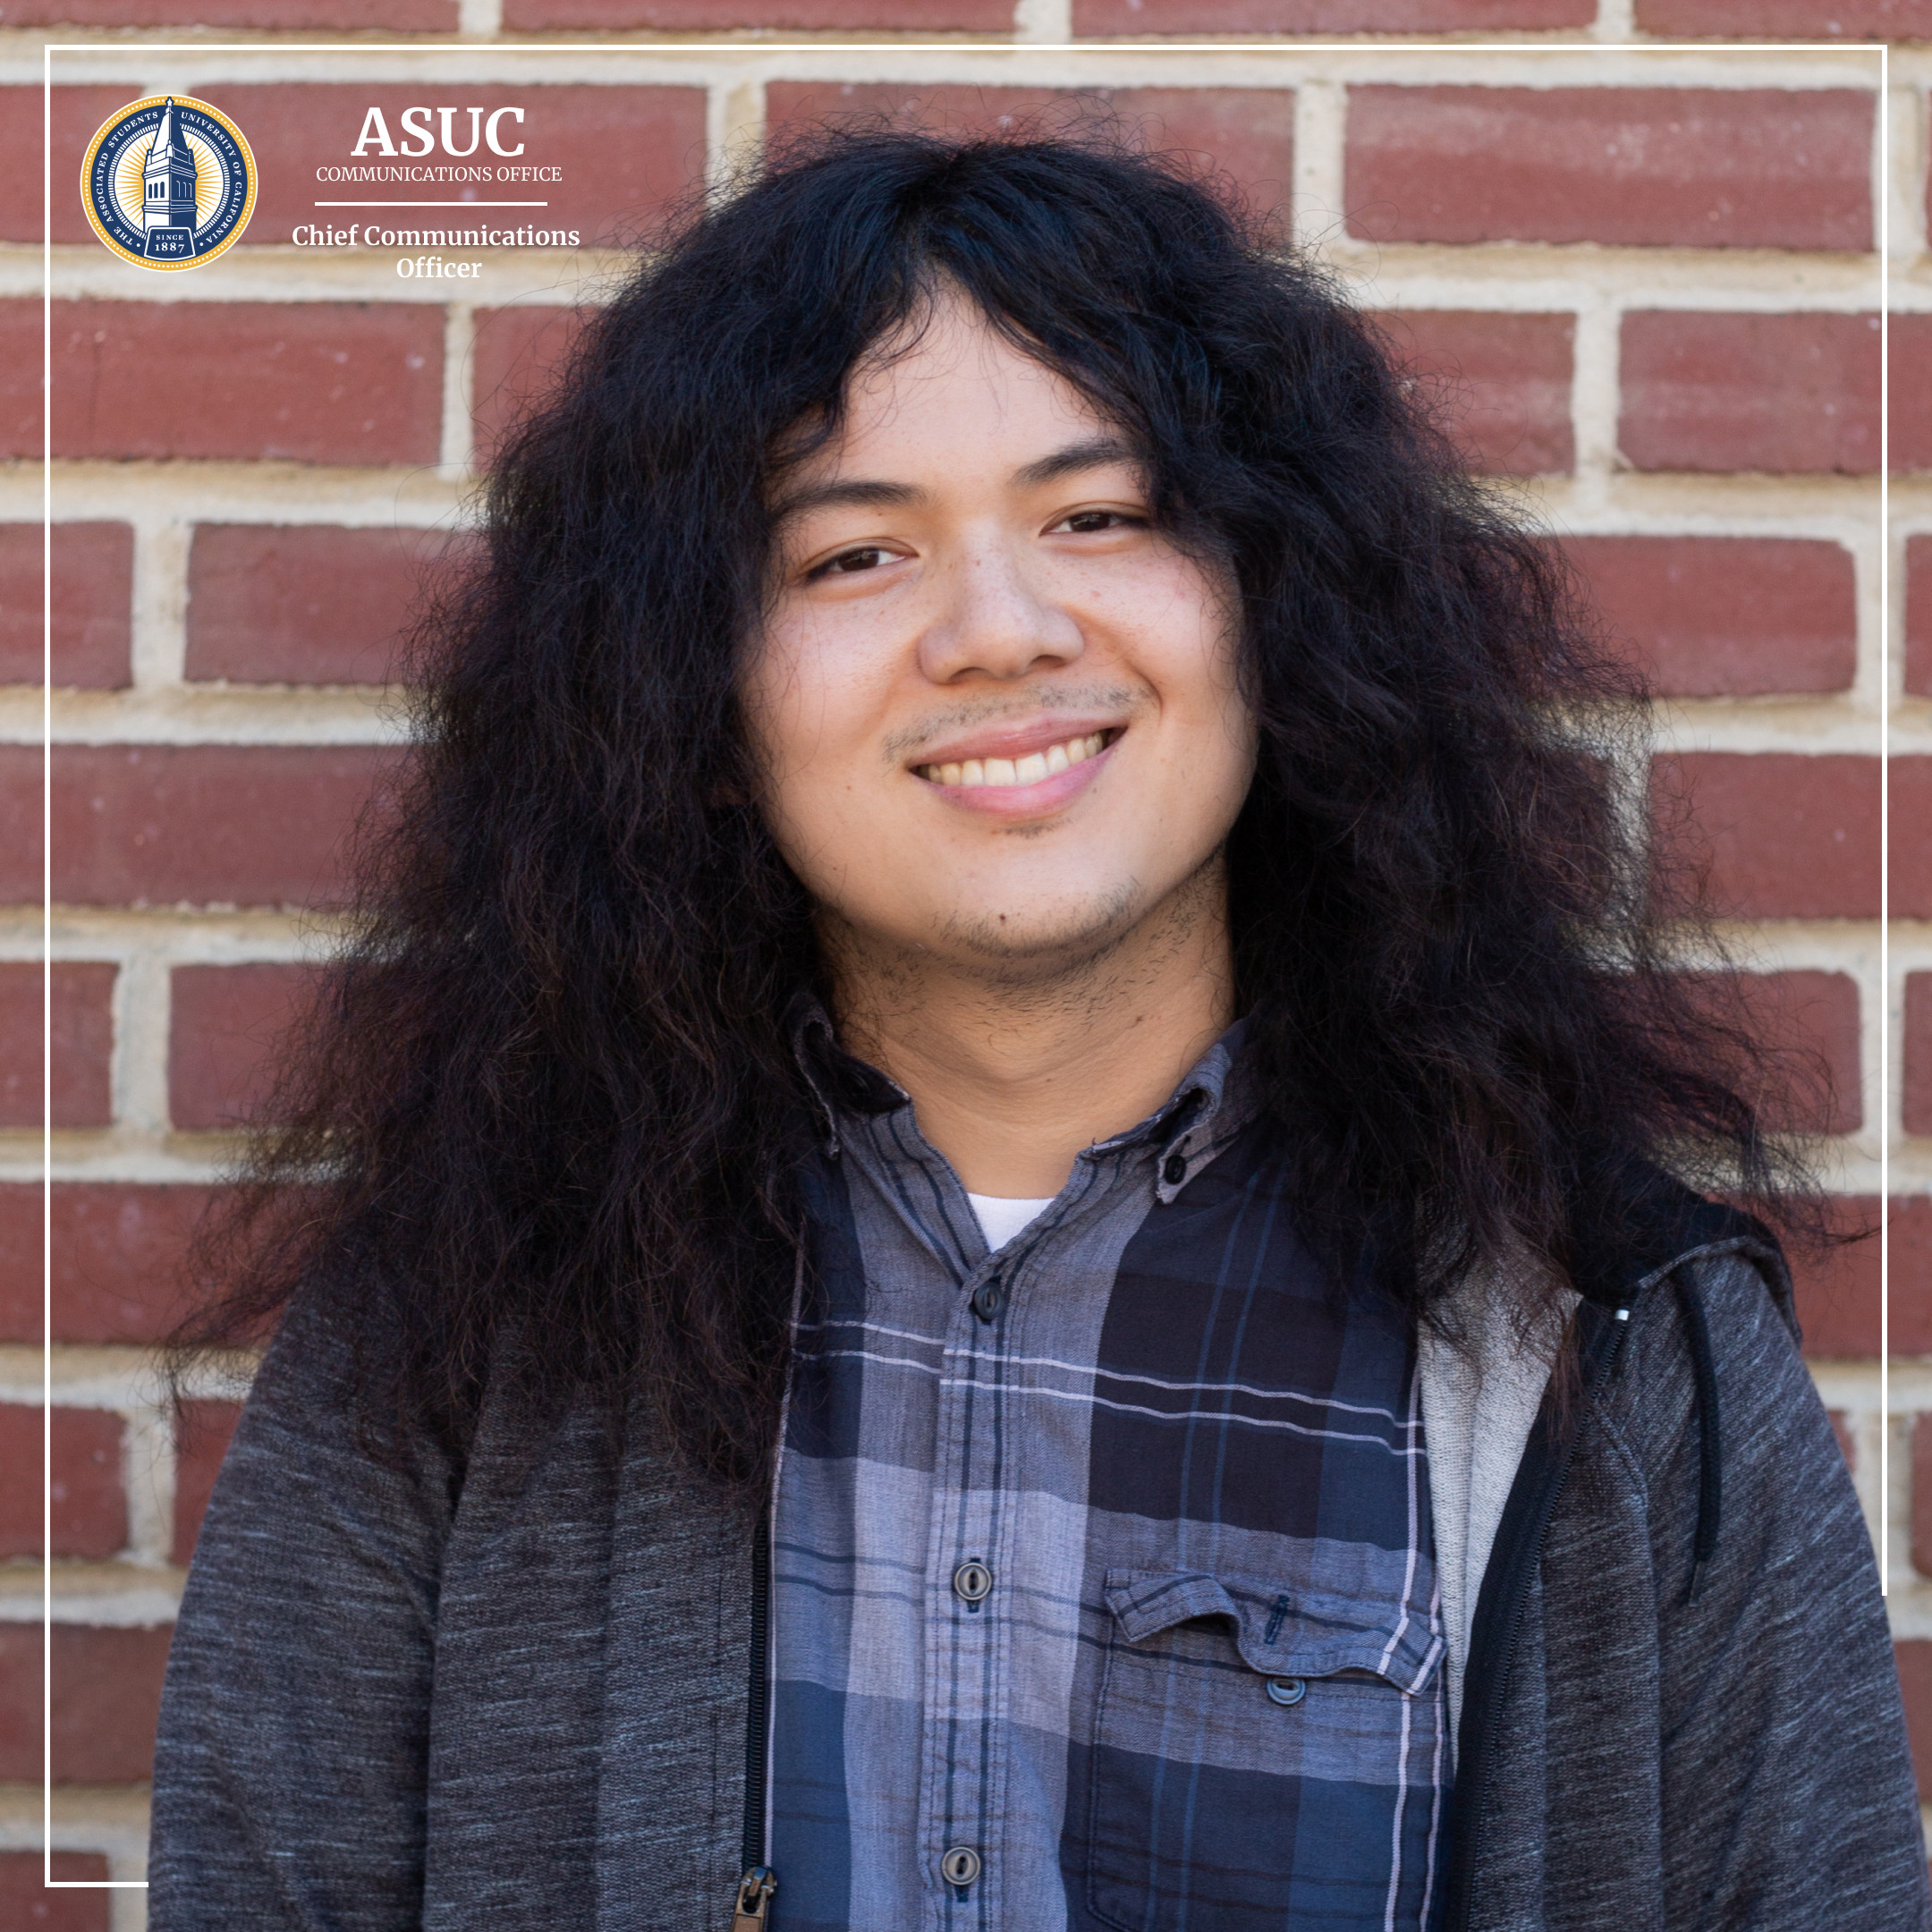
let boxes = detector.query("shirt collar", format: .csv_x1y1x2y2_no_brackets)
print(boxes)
786,993,905,1162
1106,1015,1258,1205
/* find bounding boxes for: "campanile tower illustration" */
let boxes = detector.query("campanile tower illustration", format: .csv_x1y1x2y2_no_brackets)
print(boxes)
142,99,199,257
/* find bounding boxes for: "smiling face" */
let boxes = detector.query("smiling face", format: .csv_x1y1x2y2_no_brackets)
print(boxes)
740,292,1258,989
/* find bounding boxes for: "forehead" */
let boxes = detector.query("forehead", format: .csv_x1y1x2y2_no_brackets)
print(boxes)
790,297,1118,484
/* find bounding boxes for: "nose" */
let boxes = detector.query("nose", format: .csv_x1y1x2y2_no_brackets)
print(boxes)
917,537,1084,684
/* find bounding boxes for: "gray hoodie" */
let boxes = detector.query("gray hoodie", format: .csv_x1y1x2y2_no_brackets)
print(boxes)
148,1192,1929,1930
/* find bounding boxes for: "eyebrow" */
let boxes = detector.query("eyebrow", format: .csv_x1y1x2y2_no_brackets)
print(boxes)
769,477,924,522
1010,435,1136,489
769,435,1138,524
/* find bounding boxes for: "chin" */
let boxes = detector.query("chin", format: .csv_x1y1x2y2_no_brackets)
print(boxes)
933,881,1145,970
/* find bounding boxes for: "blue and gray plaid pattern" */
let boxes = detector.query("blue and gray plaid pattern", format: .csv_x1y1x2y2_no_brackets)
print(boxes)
769,1016,1447,1932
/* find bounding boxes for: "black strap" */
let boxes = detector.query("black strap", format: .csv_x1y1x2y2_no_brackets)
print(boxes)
1674,1272,1723,1603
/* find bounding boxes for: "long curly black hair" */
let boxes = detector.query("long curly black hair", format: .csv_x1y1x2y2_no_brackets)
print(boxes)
174,125,1819,1492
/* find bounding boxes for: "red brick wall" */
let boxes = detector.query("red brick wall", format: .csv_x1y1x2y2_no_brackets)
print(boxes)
8,2,1923,1902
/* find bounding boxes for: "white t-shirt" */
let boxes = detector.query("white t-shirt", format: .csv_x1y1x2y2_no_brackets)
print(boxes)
966,1192,1056,1253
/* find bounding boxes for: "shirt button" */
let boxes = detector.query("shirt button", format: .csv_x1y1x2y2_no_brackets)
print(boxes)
1267,1676,1307,1707
1163,1152,1188,1185
940,1846,981,1887
953,1559,994,1605
971,1279,1003,1322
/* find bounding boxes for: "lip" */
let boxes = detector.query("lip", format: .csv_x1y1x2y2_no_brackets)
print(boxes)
914,728,1120,819
907,714,1124,772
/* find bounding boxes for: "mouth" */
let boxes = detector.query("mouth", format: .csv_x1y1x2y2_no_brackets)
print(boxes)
915,730,1113,791
908,722,1123,821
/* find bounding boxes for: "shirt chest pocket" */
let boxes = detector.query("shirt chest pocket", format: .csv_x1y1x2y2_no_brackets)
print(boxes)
1086,1567,1445,1932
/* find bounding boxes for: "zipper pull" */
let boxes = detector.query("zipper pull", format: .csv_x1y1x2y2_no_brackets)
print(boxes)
730,1866,776,1931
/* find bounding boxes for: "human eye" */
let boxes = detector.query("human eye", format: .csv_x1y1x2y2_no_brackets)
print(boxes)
1051,507,1148,536
805,544,895,580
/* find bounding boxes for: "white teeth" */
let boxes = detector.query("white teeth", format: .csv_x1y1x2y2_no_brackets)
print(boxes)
921,732,1112,788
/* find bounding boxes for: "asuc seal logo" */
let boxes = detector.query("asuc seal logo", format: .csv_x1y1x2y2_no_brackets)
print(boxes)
80,96,256,270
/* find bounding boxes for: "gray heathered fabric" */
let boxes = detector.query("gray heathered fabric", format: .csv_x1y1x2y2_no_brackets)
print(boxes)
1497,1248,1928,1931
148,1240,1928,1930
149,1292,754,1932
1430,1241,1928,1930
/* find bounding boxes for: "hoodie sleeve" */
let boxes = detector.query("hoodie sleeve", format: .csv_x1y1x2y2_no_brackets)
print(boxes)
146,1286,455,1932
1647,1247,1928,1929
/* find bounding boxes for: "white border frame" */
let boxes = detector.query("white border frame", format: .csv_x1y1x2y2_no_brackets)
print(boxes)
38,30,1893,1894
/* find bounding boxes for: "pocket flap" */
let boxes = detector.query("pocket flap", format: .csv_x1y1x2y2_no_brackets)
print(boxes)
1103,1567,1442,1694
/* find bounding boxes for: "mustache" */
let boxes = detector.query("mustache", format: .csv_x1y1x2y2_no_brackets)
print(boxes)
879,682,1149,762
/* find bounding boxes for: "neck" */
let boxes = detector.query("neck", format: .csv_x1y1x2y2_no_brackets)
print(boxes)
824,857,1238,1198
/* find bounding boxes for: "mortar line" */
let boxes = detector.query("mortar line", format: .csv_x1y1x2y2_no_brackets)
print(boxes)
1013,0,1071,43
439,301,476,477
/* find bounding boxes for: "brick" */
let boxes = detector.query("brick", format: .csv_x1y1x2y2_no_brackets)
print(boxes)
173,1399,243,1565
38,301,443,466
511,0,1004,22
6,748,47,904
763,84,1294,217
0,1182,223,1345
4,1189,38,1342
1909,976,1932,1138
52,963,117,1129
10,0,452,29
0,86,132,247
0,1623,172,1784
1908,536,1932,698
205,85,705,250
1561,537,1853,697
1638,0,1932,34
1790,1196,1878,1359
1915,1414,1932,1576
0,1404,127,1560
1900,1639,1932,1800
1,301,38,456
0,1852,112,1932
1893,316,1932,475
1650,753,1877,919
186,524,470,684
0,962,116,1131
1895,759,1932,918
170,962,319,1131
1619,311,1880,475
470,305,596,464
40,743,402,909
1684,970,1860,1136
0,523,134,689
1073,0,1591,27
1796,1194,1932,1358
1373,311,1574,476
1346,88,1869,252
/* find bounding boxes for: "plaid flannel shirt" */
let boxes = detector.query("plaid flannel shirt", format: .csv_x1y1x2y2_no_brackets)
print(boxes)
769,1013,1447,1932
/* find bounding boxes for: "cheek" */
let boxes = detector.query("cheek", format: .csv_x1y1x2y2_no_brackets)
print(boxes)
1145,615,1255,832
1124,566,1250,743
739,621,888,851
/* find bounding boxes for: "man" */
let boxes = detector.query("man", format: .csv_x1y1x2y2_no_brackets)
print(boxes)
151,130,1927,1930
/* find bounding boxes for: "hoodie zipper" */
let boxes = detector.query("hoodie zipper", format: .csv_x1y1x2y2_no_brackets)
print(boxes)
731,1509,775,1929
1439,1300,1633,1932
